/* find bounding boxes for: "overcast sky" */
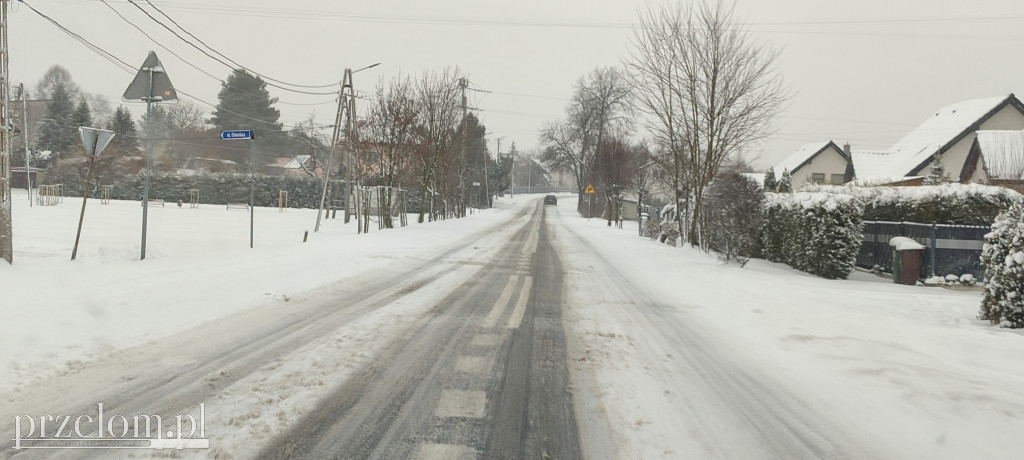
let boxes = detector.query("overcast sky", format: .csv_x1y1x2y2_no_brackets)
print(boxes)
9,0,1024,168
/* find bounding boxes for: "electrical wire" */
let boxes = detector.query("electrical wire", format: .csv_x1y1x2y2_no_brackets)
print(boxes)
141,0,340,89
99,0,337,107
121,0,338,95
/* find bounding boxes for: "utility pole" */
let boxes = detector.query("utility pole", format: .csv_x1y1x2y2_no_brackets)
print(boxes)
19,83,29,207
509,142,516,198
459,77,468,215
0,0,13,264
343,68,357,224
315,79,346,232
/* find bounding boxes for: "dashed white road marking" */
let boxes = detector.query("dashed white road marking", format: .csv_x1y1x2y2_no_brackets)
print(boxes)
506,276,533,329
416,443,478,460
482,276,519,328
435,389,487,418
471,334,501,347
455,355,495,375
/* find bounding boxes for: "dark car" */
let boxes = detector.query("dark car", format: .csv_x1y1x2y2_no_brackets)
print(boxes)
544,195,557,206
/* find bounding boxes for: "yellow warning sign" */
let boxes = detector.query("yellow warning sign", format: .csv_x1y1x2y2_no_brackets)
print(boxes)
584,184,596,194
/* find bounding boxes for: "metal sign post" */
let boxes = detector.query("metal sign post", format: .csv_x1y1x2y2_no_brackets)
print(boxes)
221,129,256,247
71,128,115,260
123,52,176,261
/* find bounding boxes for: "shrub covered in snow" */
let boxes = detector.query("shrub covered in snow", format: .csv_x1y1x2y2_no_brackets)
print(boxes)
760,192,864,279
960,274,977,286
706,173,764,263
978,199,1024,328
801,183,1020,225
42,169,343,209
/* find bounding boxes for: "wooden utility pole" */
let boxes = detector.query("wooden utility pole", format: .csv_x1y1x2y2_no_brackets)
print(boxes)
459,77,468,215
0,0,13,264
314,79,346,232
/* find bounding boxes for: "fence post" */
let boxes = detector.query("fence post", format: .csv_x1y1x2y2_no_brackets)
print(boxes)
930,222,937,278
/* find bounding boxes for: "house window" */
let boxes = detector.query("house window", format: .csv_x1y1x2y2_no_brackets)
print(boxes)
811,173,825,184
830,174,845,185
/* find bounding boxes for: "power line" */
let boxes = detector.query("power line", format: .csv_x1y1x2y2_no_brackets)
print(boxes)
140,0,339,89
98,0,336,107
21,0,334,130
121,0,337,95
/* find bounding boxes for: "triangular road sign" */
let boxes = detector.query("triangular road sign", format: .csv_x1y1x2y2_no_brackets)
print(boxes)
79,127,116,158
123,51,177,102
584,184,596,194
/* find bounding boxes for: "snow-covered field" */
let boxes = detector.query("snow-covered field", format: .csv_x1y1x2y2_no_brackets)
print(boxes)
0,188,518,398
3,187,1024,459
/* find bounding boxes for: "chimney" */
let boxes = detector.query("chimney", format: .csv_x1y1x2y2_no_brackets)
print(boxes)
843,143,852,156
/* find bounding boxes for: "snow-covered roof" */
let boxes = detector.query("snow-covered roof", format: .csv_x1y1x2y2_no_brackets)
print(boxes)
976,129,1024,179
887,95,1010,176
775,141,834,174
849,149,894,181
284,155,312,169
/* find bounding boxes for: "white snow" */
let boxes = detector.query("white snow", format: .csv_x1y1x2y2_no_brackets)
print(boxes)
4,187,1024,459
890,236,926,251
549,199,1024,460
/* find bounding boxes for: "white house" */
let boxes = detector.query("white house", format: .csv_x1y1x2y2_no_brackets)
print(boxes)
775,94,1024,188
773,140,852,190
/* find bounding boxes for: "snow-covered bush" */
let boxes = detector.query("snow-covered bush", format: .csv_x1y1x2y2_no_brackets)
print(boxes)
43,170,343,209
960,274,977,286
802,183,1020,225
659,220,679,246
978,199,1024,328
706,173,764,263
945,274,960,285
760,192,864,279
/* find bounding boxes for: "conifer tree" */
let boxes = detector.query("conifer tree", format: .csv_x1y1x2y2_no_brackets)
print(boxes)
71,97,92,129
979,199,1024,328
107,105,140,155
36,83,76,158
763,166,778,192
778,168,793,193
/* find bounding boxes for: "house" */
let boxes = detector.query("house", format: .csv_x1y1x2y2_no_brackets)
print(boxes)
776,94,1024,188
969,129,1024,192
773,141,853,189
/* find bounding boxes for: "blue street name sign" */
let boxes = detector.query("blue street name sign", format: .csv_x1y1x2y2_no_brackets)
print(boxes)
220,130,253,140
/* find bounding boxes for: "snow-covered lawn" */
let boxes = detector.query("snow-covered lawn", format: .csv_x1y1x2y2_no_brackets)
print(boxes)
0,188,525,399
550,199,1024,459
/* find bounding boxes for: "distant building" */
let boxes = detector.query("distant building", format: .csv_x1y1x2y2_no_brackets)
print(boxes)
773,141,852,190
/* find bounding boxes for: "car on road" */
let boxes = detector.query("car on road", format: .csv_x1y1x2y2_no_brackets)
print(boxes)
544,195,558,206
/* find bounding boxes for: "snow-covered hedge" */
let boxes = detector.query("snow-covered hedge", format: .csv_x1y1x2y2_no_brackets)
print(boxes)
43,170,344,209
978,198,1024,328
761,192,864,279
801,184,1020,225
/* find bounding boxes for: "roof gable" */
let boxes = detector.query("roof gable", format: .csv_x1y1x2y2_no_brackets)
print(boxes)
776,141,848,175
976,129,1024,179
892,94,1024,176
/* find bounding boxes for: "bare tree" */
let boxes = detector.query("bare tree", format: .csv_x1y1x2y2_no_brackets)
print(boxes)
628,0,787,247
540,66,632,216
362,76,418,228
413,69,463,223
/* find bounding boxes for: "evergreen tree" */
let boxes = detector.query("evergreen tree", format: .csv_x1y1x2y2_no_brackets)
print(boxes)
778,168,793,193
979,198,1024,328
763,166,778,191
71,97,93,129
36,82,76,158
211,70,283,163
107,105,140,155
925,151,949,185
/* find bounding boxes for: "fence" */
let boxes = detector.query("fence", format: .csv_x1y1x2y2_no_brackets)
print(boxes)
857,220,990,281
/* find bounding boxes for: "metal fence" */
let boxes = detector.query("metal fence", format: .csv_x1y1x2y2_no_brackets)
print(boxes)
857,221,990,280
